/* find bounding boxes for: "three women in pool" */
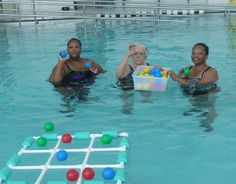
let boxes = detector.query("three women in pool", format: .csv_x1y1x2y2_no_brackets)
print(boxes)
49,39,218,95
49,38,104,86
116,43,149,89
169,43,218,95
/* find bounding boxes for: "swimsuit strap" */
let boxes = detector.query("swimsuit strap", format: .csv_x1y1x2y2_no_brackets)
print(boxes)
188,66,212,78
129,64,134,73
201,66,212,78
65,62,73,72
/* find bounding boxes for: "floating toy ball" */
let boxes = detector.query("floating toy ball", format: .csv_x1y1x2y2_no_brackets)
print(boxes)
152,68,161,73
44,121,54,132
150,68,162,77
56,150,68,161
60,50,68,58
155,72,162,77
66,169,79,181
62,133,72,143
183,68,190,76
102,167,115,180
143,67,150,73
85,62,91,68
161,70,168,76
101,134,112,144
37,137,47,147
162,74,168,78
82,167,95,180
143,73,150,77
150,69,156,76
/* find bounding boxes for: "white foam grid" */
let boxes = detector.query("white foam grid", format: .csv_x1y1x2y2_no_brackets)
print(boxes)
3,132,128,184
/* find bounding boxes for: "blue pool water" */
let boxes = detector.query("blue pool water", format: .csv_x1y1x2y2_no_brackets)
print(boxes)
1,15,236,183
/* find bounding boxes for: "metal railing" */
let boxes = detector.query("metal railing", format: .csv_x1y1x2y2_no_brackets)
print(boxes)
0,0,236,23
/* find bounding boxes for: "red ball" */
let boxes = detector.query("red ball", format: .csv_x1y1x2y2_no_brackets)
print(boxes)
82,167,95,180
62,133,72,143
66,169,79,181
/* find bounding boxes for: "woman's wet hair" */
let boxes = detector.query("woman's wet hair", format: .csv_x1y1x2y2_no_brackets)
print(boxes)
67,38,82,48
193,43,209,55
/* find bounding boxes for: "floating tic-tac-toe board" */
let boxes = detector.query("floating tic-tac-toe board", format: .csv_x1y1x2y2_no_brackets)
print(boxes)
0,130,129,184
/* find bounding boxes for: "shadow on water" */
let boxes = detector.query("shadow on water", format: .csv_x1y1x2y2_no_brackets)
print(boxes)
54,84,92,117
119,90,135,115
0,27,16,88
118,88,153,115
183,89,220,132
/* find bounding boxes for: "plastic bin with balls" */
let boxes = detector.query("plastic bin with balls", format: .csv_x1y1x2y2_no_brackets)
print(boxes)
132,65,170,91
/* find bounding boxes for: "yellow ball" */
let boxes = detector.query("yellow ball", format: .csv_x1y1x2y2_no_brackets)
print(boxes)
139,71,144,75
138,71,144,76
144,73,150,77
162,71,167,75
143,67,150,73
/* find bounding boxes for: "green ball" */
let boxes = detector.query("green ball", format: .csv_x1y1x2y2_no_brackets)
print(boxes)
183,68,190,76
101,134,112,144
44,122,54,132
37,137,47,147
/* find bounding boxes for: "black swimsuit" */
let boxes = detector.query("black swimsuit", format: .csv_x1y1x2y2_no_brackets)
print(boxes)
62,62,96,86
181,66,217,95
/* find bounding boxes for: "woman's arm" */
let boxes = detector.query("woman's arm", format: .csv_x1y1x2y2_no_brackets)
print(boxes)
116,45,134,78
116,55,130,78
87,59,105,74
196,68,218,86
169,71,192,86
169,68,218,87
48,55,67,84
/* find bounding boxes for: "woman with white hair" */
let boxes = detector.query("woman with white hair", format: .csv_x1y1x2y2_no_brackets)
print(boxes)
116,44,149,89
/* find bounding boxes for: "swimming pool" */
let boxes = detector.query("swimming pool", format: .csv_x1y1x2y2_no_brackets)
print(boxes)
1,15,236,183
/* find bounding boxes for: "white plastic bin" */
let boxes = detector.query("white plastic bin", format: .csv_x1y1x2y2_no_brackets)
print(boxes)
132,65,170,91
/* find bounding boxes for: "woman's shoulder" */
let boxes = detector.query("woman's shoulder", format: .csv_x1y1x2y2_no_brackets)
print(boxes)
205,66,218,73
202,66,218,81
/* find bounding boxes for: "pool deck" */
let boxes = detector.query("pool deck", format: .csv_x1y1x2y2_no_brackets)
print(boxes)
1,0,236,23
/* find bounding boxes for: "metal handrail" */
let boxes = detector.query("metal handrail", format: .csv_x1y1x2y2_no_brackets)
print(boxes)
1,0,236,24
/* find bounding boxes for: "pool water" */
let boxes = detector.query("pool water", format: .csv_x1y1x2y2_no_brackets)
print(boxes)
1,15,236,183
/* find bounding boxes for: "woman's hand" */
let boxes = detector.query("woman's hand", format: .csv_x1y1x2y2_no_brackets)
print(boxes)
88,62,98,74
89,67,98,74
168,70,179,81
57,54,68,65
125,44,136,58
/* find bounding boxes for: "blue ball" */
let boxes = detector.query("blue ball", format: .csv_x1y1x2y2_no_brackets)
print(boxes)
150,69,156,76
56,150,68,161
60,50,68,58
102,167,115,180
85,61,91,68
153,68,161,72
154,72,162,77
151,68,161,77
